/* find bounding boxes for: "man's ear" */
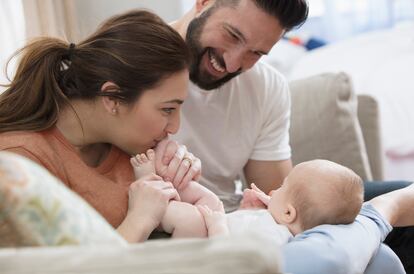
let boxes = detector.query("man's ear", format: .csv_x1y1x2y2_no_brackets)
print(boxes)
282,204,297,224
100,81,120,115
195,0,215,14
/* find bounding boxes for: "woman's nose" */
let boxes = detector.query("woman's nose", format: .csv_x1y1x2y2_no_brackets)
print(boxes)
165,113,180,135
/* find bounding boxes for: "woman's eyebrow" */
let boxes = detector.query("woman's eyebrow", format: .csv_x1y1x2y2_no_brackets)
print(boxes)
162,99,184,104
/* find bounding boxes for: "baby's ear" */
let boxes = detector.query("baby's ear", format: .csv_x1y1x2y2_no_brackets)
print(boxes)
283,204,297,224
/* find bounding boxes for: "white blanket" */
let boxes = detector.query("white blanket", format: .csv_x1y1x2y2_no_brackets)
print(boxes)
227,209,293,246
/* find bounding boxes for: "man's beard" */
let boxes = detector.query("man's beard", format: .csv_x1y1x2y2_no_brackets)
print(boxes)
186,13,241,90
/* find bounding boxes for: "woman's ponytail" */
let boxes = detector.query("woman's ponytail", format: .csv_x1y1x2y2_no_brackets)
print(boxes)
0,38,71,133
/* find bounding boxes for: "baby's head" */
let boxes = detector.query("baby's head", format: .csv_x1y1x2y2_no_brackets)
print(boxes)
268,159,363,235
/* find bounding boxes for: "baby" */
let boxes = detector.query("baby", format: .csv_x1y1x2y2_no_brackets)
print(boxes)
131,153,363,240
198,159,364,244
131,148,223,237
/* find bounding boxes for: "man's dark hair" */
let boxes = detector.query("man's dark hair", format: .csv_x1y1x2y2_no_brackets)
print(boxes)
254,0,309,31
216,0,309,31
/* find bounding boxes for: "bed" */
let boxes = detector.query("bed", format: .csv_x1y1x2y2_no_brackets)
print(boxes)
287,22,414,182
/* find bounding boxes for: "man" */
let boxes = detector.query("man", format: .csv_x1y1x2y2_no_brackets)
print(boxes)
159,0,413,272
170,0,305,212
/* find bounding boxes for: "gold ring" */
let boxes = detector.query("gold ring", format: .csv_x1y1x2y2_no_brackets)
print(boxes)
182,157,193,165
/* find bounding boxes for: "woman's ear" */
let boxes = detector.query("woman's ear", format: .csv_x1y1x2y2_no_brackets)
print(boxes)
100,81,120,115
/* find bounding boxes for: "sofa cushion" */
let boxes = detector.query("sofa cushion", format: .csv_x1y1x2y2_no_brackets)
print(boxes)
357,95,383,180
0,233,281,274
289,72,373,180
0,152,127,247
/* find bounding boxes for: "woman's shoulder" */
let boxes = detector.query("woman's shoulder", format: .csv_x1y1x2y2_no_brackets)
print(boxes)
0,129,60,163
0,130,51,149
0,129,69,179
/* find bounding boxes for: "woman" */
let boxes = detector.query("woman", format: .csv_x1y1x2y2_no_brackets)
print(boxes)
0,10,199,243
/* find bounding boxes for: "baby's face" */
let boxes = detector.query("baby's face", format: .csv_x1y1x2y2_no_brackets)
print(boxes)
267,165,310,224
267,177,291,224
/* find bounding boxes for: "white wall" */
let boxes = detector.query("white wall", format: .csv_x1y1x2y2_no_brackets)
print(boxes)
74,0,195,39
0,0,25,92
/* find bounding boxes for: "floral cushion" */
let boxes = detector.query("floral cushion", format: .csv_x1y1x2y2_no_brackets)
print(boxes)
0,152,127,247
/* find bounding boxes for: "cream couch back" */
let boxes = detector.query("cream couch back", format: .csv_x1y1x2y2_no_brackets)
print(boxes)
289,72,383,181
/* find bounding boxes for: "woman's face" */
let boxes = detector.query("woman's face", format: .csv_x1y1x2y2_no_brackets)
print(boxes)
113,69,189,155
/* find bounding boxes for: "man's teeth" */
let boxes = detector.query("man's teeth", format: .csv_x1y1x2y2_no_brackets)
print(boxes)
210,55,225,73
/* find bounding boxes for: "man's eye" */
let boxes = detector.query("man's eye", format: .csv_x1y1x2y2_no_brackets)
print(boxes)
228,31,239,42
253,51,263,57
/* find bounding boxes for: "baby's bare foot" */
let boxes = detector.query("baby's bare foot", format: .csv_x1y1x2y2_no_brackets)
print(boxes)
131,149,156,179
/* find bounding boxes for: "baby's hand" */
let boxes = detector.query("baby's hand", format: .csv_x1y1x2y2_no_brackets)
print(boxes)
250,183,271,206
240,183,270,209
197,203,228,237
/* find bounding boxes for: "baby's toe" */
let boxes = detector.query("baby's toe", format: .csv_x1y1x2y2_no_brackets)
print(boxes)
146,149,155,161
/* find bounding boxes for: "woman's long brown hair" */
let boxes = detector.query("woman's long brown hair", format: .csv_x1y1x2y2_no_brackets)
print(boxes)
0,10,191,133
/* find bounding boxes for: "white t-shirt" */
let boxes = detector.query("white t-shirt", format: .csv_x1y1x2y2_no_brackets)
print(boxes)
227,209,293,246
172,61,291,211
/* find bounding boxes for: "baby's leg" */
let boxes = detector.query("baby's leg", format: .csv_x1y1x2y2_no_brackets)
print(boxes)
178,181,223,212
160,200,207,238
130,149,155,179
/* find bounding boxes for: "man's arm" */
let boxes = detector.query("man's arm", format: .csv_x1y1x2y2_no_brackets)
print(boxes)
243,159,292,194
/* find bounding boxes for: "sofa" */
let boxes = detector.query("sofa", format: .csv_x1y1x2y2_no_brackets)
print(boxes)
289,72,383,181
0,72,382,273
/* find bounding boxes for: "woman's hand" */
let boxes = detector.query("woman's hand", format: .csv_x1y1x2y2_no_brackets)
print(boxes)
117,173,180,243
154,139,202,190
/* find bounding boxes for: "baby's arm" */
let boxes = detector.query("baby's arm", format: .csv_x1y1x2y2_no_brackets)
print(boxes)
197,204,229,237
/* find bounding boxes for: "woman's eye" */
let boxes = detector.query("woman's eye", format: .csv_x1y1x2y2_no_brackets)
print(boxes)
162,108,175,115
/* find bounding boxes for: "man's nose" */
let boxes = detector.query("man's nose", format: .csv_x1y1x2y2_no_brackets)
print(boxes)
223,49,244,73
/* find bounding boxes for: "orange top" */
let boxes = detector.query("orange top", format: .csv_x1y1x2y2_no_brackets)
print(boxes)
0,127,134,227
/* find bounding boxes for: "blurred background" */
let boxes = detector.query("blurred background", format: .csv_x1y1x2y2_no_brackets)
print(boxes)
1,0,414,181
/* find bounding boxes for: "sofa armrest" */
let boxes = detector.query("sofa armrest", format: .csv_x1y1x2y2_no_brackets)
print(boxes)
289,73,373,180
0,233,281,274
357,95,384,180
